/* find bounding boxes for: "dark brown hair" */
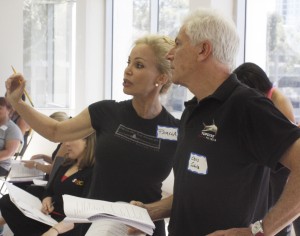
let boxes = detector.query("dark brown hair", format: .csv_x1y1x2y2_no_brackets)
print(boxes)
0,97,12,109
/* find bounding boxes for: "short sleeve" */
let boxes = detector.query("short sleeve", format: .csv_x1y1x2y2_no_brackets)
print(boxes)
240,96,300,168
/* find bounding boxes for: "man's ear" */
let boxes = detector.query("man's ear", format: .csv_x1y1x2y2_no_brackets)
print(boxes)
197,40,212,60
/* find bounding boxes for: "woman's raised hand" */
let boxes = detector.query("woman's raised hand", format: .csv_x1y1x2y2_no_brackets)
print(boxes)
5,73,26,105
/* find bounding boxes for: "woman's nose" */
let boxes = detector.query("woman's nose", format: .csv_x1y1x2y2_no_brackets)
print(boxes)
124,67,132,75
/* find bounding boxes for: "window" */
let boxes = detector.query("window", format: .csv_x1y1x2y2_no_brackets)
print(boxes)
246,0,300,122
110,0,189,117
23,0,76,108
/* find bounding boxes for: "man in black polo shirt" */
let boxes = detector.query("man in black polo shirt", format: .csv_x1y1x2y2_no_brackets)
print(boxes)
130,8,300,236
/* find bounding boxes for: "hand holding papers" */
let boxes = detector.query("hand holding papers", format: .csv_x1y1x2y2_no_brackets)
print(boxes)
63,195,155,235
6,182,58,226
8,159,44,182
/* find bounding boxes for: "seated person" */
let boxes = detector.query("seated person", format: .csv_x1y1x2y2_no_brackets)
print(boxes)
0,132,96,236
5,93,31,137
23,111,70,176
5,93,31,158
0,97,23,176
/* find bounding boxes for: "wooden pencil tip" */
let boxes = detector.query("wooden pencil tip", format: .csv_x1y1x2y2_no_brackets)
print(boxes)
11,65,17,74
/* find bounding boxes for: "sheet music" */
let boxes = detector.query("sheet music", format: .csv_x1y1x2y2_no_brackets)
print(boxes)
63,195,154,235
85,220,146,236
9,159,45,179
6,182,58,226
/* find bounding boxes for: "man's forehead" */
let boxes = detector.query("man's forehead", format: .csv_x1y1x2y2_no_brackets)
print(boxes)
176,27,190,42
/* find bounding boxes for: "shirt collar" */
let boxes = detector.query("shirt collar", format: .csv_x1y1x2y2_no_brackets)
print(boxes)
184,74,240,107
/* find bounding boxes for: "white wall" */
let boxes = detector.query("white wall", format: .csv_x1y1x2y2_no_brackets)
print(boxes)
245,0,268,69
75,0,105,114
0,0,23,94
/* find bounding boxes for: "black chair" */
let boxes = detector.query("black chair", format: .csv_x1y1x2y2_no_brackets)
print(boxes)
13,129,34,161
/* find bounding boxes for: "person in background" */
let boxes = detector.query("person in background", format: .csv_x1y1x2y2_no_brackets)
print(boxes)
12,111,70,195
8,93,31,136
129,8,300,236
234,62,295,123
0,132,96,236
0,97,23,176
0,97,23,236
234,62,297,236
6,34,179,236
23,111,70,175
5,93,31,161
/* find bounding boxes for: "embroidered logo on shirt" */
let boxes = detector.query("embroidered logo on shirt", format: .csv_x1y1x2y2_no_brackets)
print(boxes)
72,179,84,186
200,120,218,142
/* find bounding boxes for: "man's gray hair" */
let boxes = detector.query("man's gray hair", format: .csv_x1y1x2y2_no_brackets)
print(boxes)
183,8,239,70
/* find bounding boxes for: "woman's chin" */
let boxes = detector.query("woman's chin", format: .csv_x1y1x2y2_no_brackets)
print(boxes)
123,88,131,95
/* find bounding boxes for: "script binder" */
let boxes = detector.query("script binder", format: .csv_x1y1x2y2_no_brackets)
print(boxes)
63,195,155,235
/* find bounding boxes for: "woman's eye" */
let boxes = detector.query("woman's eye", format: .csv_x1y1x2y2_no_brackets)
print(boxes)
136,62,144,69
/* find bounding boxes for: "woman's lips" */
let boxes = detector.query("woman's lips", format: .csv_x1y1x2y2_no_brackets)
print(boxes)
123,79,133,87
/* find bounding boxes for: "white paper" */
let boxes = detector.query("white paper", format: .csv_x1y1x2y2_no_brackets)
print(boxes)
85,220,146,236
63,195,155,235
6,182,58,226
32,179,48,186
8,159,45,180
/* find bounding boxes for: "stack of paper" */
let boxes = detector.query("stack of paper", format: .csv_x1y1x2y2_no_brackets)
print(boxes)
63,195,155,235
8,159,45,182
6,182,58,226
85,220,146,236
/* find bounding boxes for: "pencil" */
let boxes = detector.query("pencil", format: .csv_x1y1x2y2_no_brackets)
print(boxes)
11,66,34,107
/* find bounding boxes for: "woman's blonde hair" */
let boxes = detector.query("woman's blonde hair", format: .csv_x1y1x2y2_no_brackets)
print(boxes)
133,35,175,94
49,111,69,122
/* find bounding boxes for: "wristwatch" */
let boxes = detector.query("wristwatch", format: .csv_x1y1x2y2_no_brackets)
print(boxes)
251,220,264,236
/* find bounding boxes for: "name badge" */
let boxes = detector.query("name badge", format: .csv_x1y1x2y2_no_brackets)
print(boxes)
188,153,208,175
0,125,8,131
156,125,178,141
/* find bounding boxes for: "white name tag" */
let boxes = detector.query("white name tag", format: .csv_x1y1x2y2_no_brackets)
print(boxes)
156,125,178,141
188,153,208,175
0,125,8,131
